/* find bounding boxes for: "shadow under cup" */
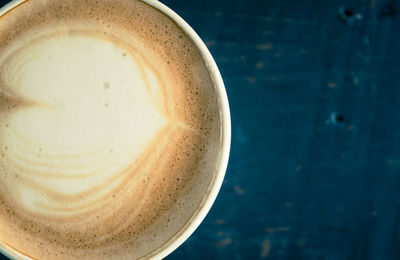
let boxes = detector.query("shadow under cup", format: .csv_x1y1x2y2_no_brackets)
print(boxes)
0,0,230,259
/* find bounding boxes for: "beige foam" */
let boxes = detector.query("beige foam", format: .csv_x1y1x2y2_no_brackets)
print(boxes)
0,0,221,259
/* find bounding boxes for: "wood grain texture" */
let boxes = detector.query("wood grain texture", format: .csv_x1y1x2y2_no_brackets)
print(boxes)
161,0,400,259
0,0,399,259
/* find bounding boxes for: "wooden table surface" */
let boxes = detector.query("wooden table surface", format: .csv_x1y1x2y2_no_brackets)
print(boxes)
1,0,400,259
162,0,400,259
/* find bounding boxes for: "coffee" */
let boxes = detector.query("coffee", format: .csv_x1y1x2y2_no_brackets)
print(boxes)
0,0,221,259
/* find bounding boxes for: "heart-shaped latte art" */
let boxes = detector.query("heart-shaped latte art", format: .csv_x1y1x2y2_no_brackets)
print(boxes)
0,1,220,258
0,30,169,217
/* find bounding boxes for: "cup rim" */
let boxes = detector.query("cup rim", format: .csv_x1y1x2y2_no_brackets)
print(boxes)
0,0,231,259
142,0,231,258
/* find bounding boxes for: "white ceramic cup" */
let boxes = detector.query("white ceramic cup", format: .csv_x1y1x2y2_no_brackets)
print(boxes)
0,0,231,259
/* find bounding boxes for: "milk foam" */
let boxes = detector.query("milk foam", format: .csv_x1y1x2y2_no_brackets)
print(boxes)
0,29,167,216
0,0,221,259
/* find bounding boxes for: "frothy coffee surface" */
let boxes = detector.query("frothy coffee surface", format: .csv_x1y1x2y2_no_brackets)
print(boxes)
0,0,221,259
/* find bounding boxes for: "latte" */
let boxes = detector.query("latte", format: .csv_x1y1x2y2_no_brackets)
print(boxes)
0,0,221,259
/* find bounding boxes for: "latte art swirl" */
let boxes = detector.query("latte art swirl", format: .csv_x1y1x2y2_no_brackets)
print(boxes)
0,0,221,259
0,29,169,218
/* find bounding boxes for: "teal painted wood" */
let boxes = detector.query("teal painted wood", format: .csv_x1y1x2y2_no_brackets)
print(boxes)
162,0,400,259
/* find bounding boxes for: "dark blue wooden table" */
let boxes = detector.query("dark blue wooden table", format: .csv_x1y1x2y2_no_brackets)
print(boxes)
1,0,400,259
